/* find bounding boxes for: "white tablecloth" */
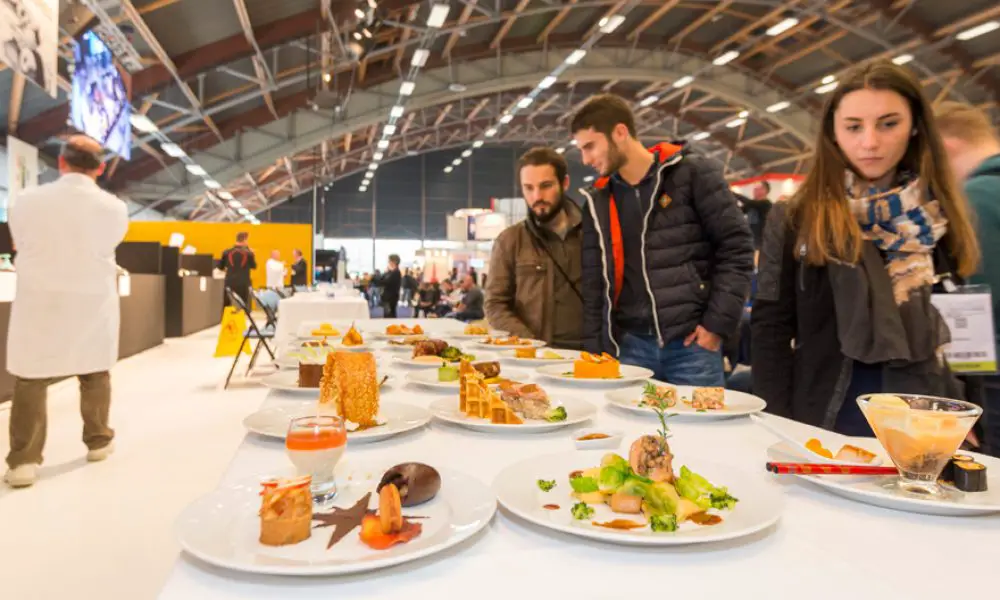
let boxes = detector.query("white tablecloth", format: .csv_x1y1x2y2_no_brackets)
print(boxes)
159,319,999,599
274,292,371,347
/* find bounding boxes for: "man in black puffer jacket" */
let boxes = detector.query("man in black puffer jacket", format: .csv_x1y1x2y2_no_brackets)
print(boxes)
571,94,754,386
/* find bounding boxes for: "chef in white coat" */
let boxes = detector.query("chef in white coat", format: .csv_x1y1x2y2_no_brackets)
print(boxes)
4,135,129,488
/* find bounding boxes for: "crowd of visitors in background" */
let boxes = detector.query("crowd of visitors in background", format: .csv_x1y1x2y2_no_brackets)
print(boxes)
352,261,486,322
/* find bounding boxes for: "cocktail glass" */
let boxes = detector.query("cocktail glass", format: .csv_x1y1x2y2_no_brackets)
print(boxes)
857,394,982,498
285,415,347,505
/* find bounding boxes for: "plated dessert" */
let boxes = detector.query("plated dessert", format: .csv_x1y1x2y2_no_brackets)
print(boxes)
474,335,544,348
386,324,424,336
608,383,767,418
574,353,621,379
319,351,380,430
311,323,340,337
342,324,365,347
412,339,476,365
458,360,567,425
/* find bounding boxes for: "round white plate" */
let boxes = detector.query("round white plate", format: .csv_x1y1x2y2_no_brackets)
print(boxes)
767,443,1000,516
494,450,782,546
274,355,386,371
242,401,430,444
175,463,497,576
605,384,767,419
287,340,374,353
428,396,596,432
262,371,393,394
465,338,547,351
393,350,498,369
447,329,508,341
534,363,654,386
405,367,532,390
498,348,582,366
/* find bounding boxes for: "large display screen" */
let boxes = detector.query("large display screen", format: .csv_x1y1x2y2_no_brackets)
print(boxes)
70,31,131,160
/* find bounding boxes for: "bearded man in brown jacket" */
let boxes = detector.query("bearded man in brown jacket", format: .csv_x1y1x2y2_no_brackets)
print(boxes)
486,147,584,349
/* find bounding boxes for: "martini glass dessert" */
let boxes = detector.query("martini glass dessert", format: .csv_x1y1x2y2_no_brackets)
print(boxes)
286,415,347,505
858,394,982,498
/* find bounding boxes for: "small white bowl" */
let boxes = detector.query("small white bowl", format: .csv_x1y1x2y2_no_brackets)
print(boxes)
573,428,624,450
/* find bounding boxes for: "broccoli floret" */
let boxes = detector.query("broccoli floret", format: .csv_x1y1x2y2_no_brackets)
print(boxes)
440,346,462,360
709,488,738,510
571,502,595,520
537,479,556,492
545,406,567,422
649,514,678,532
569,476,599,493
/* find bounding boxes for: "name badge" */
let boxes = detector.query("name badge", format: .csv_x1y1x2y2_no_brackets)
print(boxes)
930,284,998,374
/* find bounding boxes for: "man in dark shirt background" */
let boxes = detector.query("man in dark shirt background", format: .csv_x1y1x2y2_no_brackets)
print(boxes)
738,181,773,250
218,232,256,307
290,248,308,288
381,254,402,318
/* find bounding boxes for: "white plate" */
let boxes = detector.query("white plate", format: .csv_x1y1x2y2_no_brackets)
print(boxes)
605,384,767,419
287,340,374,353
494,450,782,546
296,321,352,339
534,363,654,386
274,355,386,371
466,338,547,351
751,415,883,466
447,329,508,340
498,348,582,366
405,367,532,390
428,396,596,433
175,463,497,576
242,401,431,443
262,371,393,394
393,350,498,368
767,443,1000,516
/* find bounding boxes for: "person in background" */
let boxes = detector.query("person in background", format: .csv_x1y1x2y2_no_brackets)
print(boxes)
265,249,286,290
435,279,456,317
402,268,417,307
381,255,402,319
416,280,441,317
487,147,583,348
4,135,129,488
469,266,479,285
218,232,256,307
571,94,754,386
449,267,458,283
290,248,308,288
752,60,979,435
448,274,485,322
740,181,773,250
935,101,1000,456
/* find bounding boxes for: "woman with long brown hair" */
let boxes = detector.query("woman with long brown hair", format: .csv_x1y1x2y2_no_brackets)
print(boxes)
751,59,980,435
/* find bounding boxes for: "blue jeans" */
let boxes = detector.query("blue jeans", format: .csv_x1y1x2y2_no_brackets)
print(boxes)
619,332,725,386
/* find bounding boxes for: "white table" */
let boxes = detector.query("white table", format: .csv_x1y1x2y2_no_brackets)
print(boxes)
159,319,999,599
274,291,371,347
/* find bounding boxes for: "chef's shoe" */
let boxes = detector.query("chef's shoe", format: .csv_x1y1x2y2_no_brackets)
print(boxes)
4,464,39,488
87,442,115,463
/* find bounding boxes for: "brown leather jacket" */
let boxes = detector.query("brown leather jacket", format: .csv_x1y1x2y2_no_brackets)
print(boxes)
485,199,584,349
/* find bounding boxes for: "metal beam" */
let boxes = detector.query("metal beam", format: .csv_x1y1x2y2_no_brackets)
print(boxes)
628,0,681,41
491,0,531,49
672,0,732,43
7,74,26,135
232,0,278,118
537,0,577,43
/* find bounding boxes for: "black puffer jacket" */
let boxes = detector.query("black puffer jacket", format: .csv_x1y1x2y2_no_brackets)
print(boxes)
579,143,755,355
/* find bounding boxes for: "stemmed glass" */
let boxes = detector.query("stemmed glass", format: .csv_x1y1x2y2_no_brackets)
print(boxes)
285,415,347,505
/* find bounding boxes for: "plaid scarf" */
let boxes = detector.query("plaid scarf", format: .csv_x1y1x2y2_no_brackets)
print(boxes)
848,174,948,305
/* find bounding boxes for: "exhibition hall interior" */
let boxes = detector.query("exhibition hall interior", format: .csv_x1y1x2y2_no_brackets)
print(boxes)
1,0,1000,598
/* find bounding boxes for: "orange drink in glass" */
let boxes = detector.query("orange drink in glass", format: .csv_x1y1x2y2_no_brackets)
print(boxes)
286,416,347,504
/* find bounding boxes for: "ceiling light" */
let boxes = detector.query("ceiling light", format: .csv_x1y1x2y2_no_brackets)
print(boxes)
766,101,790,113
448,82,467,92
427,2,450,28
485,128,497,137
639,96,659,107
129,113,158,133
228,199,241,208
377,140,389,149
583,175,595,182
390,105,404,118
472,140,484,148
383,124,397,135
766,17,799,36
555,147,565,154
815,81,839,94
359,186,367,192
821,75,836,84
461,149,472,158
956,21,999,41
185,164,207,176
373,151,384,160
599,15,626,34
692,131,711,141
369,162,379,170
217,190,234,200
517,97,533,108
160,142,186,158
565,49,587,65
726,118,746,128
444,166,454,173
673,75,694,88
203,179,221,189
712,50,740,66
400,81,415,96
452,158,462,166
892,54,914,65
355,8,365,19
738,110,749,118
238,207,250,216
322,72,332,83
538,76,557,89
353,31,363,41
499,114,513,124
367,0,376,8
411,49,429,67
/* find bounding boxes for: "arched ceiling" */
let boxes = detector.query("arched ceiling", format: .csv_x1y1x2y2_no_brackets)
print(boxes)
2,0,999,221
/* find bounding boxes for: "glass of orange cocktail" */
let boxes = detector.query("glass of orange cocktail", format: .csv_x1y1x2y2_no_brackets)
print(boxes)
858,394,981,498
286,415,347,504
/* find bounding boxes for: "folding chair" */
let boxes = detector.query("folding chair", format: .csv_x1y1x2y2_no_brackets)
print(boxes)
253,288,281,331
224,287,276,389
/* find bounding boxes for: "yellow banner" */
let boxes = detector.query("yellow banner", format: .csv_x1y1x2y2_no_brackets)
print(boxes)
214,307,252,357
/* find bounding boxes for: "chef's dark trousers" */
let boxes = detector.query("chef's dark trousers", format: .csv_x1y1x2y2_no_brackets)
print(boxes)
6,372,113,468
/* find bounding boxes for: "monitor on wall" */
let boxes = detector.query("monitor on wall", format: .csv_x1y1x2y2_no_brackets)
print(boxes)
70,31,131,160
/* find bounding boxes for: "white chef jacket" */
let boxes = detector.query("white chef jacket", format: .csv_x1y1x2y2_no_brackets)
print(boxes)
6,173,129,378
265,258,286,289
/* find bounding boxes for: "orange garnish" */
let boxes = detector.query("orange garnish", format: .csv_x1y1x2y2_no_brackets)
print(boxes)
359,514,423,550
805,438,833,459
